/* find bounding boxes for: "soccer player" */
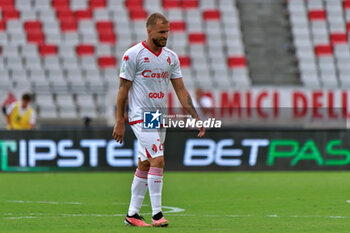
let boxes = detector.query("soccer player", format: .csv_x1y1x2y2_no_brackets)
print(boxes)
112,13,205,227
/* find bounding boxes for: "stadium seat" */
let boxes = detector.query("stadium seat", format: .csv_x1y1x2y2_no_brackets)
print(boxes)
163,0,180,9
77,44,95,56
62,57,79,70
29,69,50,88
203,9,221,21
0,0,249,121
227,56,247,68
0,21,6,31
189,33,206,44
11,70,31,88
169,21,186,32
144,0,162,12
56,94,74,106
0,70,12,90
71,0,89,11
96,44,113,56
76,94,97,118
315,44,333,56
98,56,117,68
166,9,183,21
178,56,191,67
35,94,58,118
129,9,148,20
182,0,198,9
39,44,58,56
75,9,93,20
90,0,106,9
6,57,23,70
181,67,194,88
288,0,350,87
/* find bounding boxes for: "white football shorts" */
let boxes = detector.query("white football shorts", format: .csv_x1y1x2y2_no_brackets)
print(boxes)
130,123,166,162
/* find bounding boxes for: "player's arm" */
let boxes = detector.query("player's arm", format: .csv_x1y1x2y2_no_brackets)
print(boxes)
5,114,12,129
113,78,133,143
171,78,205,137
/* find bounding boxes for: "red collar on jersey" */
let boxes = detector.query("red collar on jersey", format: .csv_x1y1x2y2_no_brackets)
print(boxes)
142,41,162,57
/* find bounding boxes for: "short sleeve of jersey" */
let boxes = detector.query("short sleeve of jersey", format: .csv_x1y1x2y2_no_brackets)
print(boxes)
170,54,182,80
120,50,136,81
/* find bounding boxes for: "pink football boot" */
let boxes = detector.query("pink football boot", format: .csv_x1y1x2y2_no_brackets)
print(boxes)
124,214,151,227
152,216,169,227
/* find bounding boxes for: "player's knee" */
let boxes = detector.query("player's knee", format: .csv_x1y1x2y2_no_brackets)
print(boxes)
138,159,150,171
150,156,164,168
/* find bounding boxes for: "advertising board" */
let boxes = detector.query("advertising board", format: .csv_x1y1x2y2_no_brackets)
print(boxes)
1,128,350,171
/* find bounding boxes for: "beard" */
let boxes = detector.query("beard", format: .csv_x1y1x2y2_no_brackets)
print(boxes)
152,37,167,47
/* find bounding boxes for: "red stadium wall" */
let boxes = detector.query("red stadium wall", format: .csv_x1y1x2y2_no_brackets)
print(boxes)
168,88,350,128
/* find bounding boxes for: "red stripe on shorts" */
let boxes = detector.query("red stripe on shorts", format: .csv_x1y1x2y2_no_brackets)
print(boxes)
145,148,152,159
129,119,143,125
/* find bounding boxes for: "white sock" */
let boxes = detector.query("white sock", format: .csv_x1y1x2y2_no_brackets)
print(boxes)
148,167,163,217
127,169,148,216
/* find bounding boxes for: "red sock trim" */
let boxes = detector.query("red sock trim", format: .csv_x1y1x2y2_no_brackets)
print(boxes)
135,169,148,179
148,167,163,177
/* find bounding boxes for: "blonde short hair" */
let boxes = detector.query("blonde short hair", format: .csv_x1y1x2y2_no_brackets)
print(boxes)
146,13,169,28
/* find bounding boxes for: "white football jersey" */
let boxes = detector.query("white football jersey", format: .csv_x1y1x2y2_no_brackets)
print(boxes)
119,41,182,123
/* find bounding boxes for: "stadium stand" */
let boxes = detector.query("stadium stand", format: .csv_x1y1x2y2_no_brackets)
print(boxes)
0,0,249,123
288,0,350,87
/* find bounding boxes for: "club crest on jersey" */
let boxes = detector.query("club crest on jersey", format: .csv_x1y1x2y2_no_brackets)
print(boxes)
123,55,129,61
167,56,171,65
144,57,150,63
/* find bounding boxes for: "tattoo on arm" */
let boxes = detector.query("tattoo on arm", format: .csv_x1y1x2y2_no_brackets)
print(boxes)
116,79,130,121
119,79,128,89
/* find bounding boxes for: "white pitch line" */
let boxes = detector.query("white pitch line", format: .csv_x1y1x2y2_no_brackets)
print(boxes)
4,213,350,220
329,216,346,219
63,202,82,205
4,200,350,221
163,206,185,214
226,215,252,217
5,216,37,220
6,200,82,205
3,204,185,220
61,214,126,217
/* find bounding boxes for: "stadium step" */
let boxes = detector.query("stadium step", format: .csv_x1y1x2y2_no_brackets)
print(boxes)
236,0,301,86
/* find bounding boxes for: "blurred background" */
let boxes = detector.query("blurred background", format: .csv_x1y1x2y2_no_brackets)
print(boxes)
1,0,348,129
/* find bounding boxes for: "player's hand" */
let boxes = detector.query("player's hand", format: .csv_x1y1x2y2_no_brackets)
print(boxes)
197,126,205,138
112,121,125,144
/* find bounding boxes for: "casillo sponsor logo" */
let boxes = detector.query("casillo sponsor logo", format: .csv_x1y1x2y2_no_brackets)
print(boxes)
142,70,169,79
149,92,165,99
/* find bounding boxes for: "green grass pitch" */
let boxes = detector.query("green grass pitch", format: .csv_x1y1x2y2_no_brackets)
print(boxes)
1,172,350,233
